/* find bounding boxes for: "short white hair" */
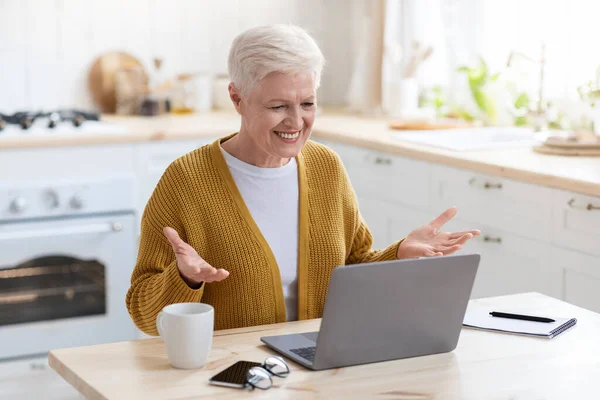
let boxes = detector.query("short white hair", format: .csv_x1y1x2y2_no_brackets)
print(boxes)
228,24,325,97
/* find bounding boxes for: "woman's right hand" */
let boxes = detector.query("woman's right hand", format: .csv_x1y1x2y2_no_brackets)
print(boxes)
163,227,230,288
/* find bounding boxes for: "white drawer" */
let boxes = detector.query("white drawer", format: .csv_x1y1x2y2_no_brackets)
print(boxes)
328,144,432,211
551,190,600,256
358,197,435,250
551,247,600,313
357,197,393,249
0,144,135,179
136,139,215,173
135,139,216,215
0,356,81,400
387,207,438,243
431,165,553,241
439,218,557,300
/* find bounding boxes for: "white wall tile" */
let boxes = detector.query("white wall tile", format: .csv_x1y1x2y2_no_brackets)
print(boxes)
0,49,29,112
0,0,353,112
58,0,95,109
180,0,212,74
118,0,153,67
25,0,61,110
208,0,242,74
0,0,26,51
319,0,355,105
0,1,29,112
89,0,129,54
149,0,187,78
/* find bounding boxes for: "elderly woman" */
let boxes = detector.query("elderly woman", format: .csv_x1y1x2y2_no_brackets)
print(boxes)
126,25,480,335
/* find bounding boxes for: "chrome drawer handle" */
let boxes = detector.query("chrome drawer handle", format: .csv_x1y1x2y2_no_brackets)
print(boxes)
568,198,600,211
483,236,502,243
374,156,392,165
30,362,47,370
469,178,502,190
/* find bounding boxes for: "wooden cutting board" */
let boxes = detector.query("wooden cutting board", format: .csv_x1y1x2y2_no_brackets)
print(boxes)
533,145,600,156
88,52,148,113
533,131,600,156
389,120,473,130
542,135,600,149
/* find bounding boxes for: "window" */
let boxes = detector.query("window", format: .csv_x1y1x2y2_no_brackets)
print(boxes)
384,0,600,127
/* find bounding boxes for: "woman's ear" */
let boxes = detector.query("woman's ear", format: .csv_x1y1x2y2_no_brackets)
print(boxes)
228,83,243,114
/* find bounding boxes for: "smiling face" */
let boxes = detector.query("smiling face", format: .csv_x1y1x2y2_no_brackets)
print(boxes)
227,72,317,167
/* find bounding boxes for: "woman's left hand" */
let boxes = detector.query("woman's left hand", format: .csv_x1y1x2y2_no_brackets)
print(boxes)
396,207,480,259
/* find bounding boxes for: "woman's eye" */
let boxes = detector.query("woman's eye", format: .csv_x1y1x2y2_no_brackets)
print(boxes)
302,102,315,107
271,105,285,110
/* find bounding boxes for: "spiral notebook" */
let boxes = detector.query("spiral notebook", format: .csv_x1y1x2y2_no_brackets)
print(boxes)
463,308,577,339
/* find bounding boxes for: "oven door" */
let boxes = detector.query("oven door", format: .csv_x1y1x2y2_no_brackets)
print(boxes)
0,213,137,359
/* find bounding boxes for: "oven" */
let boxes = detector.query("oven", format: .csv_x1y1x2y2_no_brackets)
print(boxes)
0,176,138,360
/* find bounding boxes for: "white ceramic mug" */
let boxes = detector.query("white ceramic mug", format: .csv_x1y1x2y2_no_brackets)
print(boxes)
157,303,214,369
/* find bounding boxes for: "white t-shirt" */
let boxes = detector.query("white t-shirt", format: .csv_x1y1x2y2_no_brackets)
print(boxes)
220,144,299,321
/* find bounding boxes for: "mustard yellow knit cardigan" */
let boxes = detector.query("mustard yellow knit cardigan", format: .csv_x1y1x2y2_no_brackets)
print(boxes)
126,136,401,335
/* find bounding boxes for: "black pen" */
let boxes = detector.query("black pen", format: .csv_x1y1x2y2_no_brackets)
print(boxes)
489,311,555,323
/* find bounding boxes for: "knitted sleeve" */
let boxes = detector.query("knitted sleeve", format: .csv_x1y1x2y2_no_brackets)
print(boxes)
125,161,204,336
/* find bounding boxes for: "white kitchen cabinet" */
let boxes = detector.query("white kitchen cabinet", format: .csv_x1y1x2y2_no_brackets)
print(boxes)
386,205,436,243
0,144,135,180
318,139,435,253
356,196,391,249
320,141,432,212
356,196,433,250
0,355,81,400
551,247,600,313
438,217,556,299
134,139,216,219
431,164,554,242
551,190,600,257
430,165,560,299
317,138,600,305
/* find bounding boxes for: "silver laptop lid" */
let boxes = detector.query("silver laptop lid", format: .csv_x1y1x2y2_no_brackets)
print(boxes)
312,253,480,369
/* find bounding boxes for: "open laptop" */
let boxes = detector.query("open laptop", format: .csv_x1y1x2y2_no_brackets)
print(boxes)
261,253,480,370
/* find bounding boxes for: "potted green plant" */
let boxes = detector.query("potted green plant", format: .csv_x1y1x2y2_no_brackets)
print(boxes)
457,57,500,124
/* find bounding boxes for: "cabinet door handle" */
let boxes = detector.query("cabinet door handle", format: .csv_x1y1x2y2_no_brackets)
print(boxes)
30,362,47,370
483,235,502,243
568,198,600,211
374,156,392,165
469,178,502,190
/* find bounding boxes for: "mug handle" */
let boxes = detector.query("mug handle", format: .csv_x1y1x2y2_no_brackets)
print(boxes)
156,311,165,337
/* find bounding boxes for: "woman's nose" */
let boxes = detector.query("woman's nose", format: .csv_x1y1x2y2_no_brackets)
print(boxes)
284,107,303,129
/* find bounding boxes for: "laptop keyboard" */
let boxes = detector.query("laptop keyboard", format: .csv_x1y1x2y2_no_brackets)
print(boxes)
290,346,316,362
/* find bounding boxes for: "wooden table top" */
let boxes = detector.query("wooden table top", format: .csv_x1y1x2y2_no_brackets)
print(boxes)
49,292,599,399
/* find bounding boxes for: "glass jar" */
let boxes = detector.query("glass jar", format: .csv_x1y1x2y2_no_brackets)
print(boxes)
171,73,197,114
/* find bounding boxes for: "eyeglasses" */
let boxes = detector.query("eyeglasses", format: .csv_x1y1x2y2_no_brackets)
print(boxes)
245,356,290,390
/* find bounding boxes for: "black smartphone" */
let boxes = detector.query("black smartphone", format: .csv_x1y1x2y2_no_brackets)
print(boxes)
209,360,262,388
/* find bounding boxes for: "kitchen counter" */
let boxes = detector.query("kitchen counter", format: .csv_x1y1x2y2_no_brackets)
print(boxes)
0,113,241,149
1,112,598,197
48,292,600,399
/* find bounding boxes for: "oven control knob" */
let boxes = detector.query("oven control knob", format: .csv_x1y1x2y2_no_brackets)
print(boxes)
44,190,60,209
9,197,28,214
70,195,84,210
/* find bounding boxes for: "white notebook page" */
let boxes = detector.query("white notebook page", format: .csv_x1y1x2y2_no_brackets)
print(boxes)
463,307,577,339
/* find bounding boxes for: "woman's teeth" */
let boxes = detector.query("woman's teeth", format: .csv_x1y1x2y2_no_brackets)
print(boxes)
275,131,300,139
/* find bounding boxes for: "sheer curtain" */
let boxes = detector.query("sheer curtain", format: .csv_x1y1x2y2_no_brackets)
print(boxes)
383,0,600,126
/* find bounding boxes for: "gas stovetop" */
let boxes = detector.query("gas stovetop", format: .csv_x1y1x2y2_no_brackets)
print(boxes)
0,109,128,136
